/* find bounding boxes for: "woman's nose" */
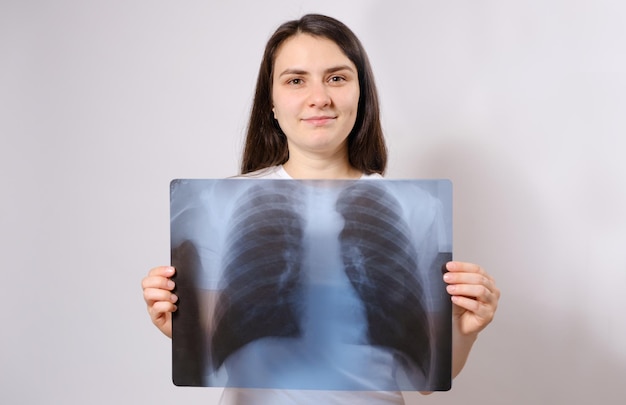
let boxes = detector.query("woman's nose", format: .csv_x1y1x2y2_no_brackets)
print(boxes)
307,82,331,107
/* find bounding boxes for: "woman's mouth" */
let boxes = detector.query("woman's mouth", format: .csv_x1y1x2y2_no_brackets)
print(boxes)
302,116,336,126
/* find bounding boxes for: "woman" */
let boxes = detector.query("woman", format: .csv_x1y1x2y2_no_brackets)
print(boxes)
142,14,500,404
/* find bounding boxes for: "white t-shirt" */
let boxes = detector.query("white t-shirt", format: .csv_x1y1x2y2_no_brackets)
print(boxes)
235,164,383,180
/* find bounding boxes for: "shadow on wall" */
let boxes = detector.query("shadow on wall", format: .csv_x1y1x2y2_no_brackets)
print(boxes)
401,137,626,404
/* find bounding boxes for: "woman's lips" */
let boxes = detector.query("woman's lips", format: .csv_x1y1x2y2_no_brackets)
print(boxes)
302,116,336,126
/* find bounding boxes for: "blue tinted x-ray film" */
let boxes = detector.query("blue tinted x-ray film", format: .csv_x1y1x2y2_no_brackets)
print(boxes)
170,179,452,391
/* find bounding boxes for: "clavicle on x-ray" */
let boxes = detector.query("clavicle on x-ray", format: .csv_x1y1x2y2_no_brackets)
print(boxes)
170,179,452,391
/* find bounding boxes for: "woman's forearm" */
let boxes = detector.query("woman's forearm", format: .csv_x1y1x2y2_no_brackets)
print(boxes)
452,329,478,378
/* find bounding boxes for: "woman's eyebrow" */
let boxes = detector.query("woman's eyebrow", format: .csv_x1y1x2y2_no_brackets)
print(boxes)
325,65,355,74
277,65,355,78
278,68,309,78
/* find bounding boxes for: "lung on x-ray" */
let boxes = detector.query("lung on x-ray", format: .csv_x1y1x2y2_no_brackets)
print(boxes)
170,179,452,391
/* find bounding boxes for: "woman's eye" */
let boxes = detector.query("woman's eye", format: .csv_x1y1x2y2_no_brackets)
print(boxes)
288,78,302,85
330,76,345,82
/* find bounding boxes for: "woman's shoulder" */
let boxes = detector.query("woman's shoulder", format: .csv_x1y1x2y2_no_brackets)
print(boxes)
230,165,290,180
361,172,383,180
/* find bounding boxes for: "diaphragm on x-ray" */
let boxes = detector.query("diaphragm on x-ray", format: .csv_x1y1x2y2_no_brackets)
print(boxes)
170,179,452,391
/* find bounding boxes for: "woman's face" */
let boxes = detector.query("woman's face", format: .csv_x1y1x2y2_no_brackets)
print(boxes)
272,34,360,160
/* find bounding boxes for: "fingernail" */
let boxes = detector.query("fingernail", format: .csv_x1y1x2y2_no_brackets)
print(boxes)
165,266,175,274
443,273,451,282
167,280,175,289
170,294,178,303
446,285,455,293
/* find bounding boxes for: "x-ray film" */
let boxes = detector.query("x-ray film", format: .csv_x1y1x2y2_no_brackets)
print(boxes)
170,179,452,391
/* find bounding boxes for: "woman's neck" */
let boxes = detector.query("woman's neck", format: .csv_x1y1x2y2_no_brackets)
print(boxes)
282,153,362,180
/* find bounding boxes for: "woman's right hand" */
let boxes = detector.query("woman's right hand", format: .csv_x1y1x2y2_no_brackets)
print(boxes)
142,266,178,338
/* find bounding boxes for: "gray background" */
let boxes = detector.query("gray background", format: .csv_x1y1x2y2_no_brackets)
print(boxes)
1,0,625,404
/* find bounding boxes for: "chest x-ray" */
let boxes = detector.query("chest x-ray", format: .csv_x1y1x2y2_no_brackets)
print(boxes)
170,179,452,391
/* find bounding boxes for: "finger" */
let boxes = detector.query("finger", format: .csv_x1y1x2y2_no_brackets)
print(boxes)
447,283,497,305
149,301,178,318
147,266,176,278
443,270,492,285
444,273,498,301
445,261,487,275
141,275,176,291
444,262,498,292
451,295,496,323
143,287,178,306
451,295,482,313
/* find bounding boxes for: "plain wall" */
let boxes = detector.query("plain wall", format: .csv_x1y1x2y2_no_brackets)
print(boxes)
1,1,625,404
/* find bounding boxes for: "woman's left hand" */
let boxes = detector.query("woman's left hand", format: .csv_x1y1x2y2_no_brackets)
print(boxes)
443,261,500,337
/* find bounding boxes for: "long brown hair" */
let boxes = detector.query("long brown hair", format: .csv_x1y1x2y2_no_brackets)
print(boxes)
240,14,387,175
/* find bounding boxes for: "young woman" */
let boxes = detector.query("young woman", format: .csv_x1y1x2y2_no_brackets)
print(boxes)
142,14,500,405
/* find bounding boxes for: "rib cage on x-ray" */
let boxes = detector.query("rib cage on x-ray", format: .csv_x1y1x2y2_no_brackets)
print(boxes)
210,182,306,371
336,182,432,377
211,181,432,376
